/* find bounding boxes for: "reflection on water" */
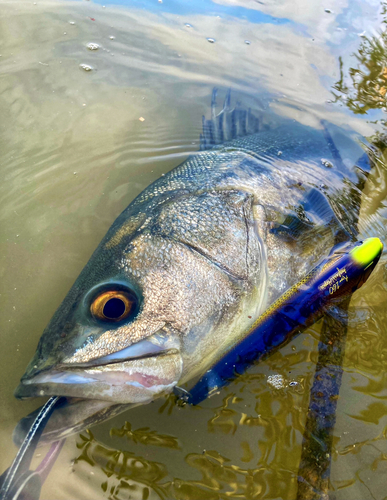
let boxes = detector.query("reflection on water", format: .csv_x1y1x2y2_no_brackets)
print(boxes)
110,421,180,449
333,2,387,118
333,6,387,246
75,427,301,499
1,0,387,499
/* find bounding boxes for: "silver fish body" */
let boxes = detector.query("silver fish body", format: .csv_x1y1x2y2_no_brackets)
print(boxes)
15,101,366,410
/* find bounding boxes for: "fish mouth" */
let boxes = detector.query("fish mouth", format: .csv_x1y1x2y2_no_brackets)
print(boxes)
15,336,183,404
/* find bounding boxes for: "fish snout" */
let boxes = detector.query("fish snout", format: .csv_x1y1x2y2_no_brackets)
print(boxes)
15,331,183,404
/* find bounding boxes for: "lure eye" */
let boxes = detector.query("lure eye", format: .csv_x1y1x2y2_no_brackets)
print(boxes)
90,290,138,322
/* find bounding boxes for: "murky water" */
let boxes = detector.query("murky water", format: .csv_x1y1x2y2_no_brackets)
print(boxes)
1,0,387,499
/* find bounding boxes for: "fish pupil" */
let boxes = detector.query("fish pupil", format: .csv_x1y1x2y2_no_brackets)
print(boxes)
103,298,126,319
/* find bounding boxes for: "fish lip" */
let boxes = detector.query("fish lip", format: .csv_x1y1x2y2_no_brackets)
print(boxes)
61,331,180,368
61,347,180,369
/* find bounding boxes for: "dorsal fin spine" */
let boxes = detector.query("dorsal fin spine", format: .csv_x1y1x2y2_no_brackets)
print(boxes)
200,89,262,151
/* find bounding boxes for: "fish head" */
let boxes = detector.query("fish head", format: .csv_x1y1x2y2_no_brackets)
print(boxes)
15,188,266,404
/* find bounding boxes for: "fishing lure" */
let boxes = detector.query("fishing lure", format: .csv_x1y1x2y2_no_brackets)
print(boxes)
174,237,383,405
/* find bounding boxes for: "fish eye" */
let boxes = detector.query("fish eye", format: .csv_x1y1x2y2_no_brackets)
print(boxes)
90,289,138,322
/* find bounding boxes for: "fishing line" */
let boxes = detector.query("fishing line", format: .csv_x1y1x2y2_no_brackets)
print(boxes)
0,397,66,500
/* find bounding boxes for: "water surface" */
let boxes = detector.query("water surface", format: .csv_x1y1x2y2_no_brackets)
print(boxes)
0,0,386,499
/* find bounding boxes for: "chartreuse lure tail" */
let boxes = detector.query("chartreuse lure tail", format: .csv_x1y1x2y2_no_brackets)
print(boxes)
175,238,383,406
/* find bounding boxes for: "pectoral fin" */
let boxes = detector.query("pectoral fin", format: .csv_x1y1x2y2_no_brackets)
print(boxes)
270,188,351,243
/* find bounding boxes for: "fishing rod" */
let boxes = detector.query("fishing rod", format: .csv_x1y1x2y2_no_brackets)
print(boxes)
174,237,383,405
0,238,382,500
0,397,66,500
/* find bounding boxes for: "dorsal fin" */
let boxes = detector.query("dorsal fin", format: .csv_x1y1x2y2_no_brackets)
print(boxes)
200,89,261,150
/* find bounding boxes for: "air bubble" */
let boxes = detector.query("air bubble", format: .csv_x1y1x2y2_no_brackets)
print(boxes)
109,36,116,40
185,23,192,28
69,21,75,25
244,40,251,45
324,8,333,13
207,38,216,43
79,64,93,71
267,374,284,389
87,43,100,51
321,159,333,168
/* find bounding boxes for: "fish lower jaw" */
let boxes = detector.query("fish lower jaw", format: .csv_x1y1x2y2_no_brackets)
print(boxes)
15,374,176,404
22,369,169,389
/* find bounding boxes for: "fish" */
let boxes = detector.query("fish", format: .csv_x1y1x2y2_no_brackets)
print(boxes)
14,90,370,435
